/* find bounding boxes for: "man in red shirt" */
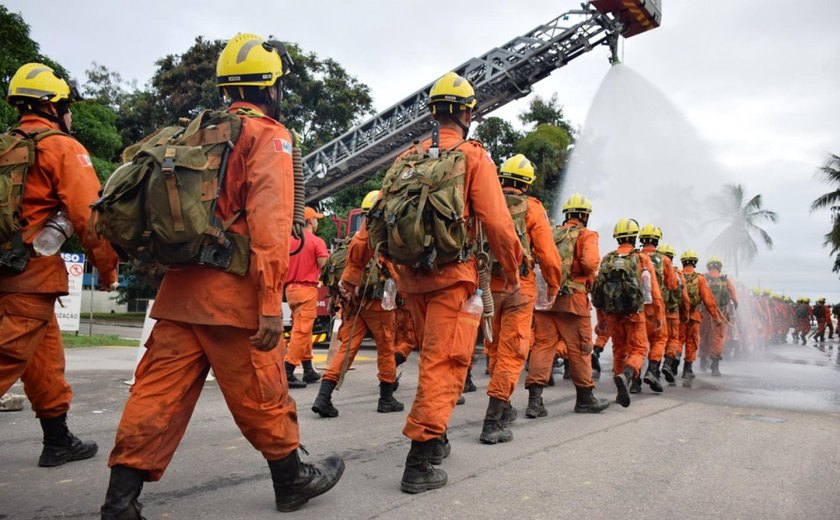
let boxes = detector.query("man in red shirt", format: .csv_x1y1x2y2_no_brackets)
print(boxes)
285,207,329,387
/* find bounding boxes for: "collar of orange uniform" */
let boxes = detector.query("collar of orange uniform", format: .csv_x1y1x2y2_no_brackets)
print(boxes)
502,186,524,195
438,126,465,140
683,265,696,273
17,113,60,131
565,217,585,228
616,243,635,254
228,101,265,116
707,269,721,278
641,244,656,253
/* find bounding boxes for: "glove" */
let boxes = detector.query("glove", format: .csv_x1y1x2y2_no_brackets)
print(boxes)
593,346,603,359
591,353,601,374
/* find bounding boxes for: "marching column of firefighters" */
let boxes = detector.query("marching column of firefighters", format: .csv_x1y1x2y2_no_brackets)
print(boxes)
1,37,834,519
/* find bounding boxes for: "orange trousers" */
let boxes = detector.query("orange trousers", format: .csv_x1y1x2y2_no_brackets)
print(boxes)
710,319,727,359
605,314,648,378
403,282,477,442
108,319,299,481
484,290,533,402
0,293,71,418
394,306,418,359
684,320,701,362
645,310,667,362
594,315,610,349
664,312,682,359
323,306,397,384
795,318,810,336
817,319,827,338
529,311,594,389
285,284,318,366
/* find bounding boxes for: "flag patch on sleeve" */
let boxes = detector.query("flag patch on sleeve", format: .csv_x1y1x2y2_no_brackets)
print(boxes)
273,138,292,154
77,154,92,167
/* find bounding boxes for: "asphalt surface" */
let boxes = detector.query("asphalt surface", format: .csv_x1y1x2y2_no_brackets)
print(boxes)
73,319,143,340
2,341,840,519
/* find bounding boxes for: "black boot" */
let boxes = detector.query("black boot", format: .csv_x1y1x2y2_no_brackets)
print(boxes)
269,449,345,512
401,440,448,493
395,352,407,366
38,414,98,467
479,397,513,444
682,361,695,379
312,380,338,418
614,366,634,408
525,385,547,418
500,402,518,427
574,386,610,414
629,377,642,394
711,358,721,377
643,360,664,393
562,358,571,380
428,432,451,465
456,394,465,405
377,382,405,413
661,356,676,383
302,360,321,383
672,357,681,378
285,362,307,389
463,367,477,393
100,465,147,520
547,372,555,387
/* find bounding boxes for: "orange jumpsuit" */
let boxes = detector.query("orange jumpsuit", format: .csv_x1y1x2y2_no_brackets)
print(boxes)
681,266,720,363
529,219,596,390
824,305,833,339
322,258,397,385
108,102,299,481
795,304,813,338
342,127,522,442
815,304,829,340
604,245,664,378
486,193,561,401
641,245,678,363
0,114,118,418
664,267,690,360
705,270,738,360
284,230,329,366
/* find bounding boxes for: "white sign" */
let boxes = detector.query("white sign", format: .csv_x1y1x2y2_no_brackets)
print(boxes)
56,253,85,332
125,300,156,385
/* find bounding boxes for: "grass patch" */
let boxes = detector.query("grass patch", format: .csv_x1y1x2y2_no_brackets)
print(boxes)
61,333,139,348
90,312,147,322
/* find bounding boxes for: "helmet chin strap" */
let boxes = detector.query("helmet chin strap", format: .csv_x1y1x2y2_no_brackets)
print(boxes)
455,111,470,138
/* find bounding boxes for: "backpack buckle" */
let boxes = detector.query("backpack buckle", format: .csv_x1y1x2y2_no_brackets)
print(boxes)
161,147,177,174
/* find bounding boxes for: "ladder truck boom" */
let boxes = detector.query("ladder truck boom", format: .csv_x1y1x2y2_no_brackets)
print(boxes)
303,1,661,203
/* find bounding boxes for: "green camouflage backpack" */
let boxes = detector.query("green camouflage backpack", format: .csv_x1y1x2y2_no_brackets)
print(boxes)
813,302,824,319
683,271,702,310
0,128,67,272
92,109,251,275
664,267,683,312
320,238,352,296
480,193,531,277
705,274,731,310
591,251,644,315
366,138,469,270
795,302,809,320
552,224,586,295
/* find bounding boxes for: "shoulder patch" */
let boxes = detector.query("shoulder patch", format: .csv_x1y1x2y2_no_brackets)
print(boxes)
272,137,292,155
77,154,93,167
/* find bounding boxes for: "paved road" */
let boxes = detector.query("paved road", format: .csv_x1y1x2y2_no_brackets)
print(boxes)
2,342,839,519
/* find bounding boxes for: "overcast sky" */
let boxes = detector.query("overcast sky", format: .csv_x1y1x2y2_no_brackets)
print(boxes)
8,0,840,300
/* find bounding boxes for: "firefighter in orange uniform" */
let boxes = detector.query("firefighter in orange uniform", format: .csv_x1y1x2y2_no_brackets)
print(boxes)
794,297,813,345
593,219,664,408
339,72,522,493
679,250,720,380
591,309,610,379
0,63,118,467
101,35,343,518
635,225,679,392
657,243,690,382
704,256,738,376
479,154,562,443
814,297,830,345
312,190,403,417
527,193,610,417
284,206,329,388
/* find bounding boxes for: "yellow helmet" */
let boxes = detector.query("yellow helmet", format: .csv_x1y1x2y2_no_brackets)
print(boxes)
751,287,761,296
706,256,723,269
818,297,826,304
784,296,792,303
498,154,535,185
427,72,477,115
217,34,292,88
562,193,593,215
361,190,380,212
657,242,674,259
680,249,699,264
6,63,78,104
804,297,811,303
613,218,640,239
639,224,662,242
762,288,771,296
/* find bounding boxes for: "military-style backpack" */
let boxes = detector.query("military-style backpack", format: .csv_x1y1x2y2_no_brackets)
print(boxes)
552,224,586,295
705,274,731,310
479,192,531,277
683,272,702,311
320,238,352,297
91,109,251,275
0,128,67,272
366,135,470,270
813,302,825,319
795,303,809,320
664,268,683,312
591,251,644,315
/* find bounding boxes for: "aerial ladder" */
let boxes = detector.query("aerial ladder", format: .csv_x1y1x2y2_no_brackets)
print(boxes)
303,0,661,204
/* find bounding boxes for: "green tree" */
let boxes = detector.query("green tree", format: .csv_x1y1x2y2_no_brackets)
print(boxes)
809,154,840,274
519,93,576,137
474,116,522,165
517,123,572,215
707,184,778,277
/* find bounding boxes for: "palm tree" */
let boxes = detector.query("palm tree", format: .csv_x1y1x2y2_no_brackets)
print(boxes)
810,154,840,271
706,184,778,277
